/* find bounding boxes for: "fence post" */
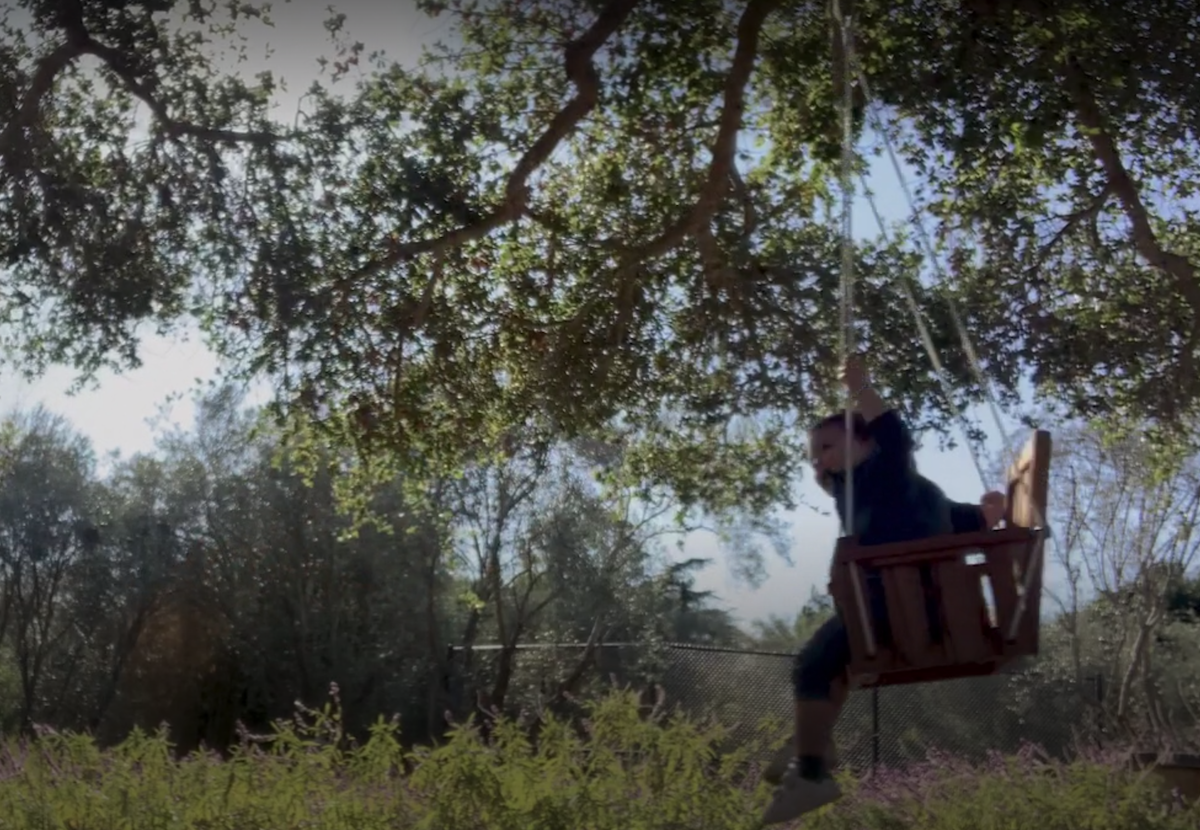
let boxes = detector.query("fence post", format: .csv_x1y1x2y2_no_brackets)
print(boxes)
871,686,880,771
445,645,463,722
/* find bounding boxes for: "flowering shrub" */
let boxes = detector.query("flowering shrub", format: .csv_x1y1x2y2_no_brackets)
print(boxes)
0,691,1195,829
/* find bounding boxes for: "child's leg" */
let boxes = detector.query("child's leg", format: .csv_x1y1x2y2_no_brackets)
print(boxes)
762,619,848,823
764,673,844,784
785,574,889,779
791,614,852,780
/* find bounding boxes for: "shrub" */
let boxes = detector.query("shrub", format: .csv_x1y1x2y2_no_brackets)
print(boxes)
0,690,1195,829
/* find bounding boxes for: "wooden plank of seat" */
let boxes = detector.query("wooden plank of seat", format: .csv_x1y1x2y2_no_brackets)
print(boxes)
829,562,894,676
836,527,1033,567
881,566,938,667
857,660,1002,689
833,530,1039,671
837,532,1009,666
935,558,993,664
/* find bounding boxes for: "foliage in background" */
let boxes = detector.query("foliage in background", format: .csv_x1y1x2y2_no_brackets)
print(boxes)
0,387,755,750
1,690,1196,830
0,388,1197,758
3,0,1200,521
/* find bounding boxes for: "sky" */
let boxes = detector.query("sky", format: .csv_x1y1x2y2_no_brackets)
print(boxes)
1,1,1038,629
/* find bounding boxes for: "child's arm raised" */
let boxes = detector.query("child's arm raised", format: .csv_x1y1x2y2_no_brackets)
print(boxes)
842,355,887,422
842,355,913,470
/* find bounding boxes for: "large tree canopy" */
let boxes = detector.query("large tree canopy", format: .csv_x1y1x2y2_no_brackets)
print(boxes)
3,0,1199,514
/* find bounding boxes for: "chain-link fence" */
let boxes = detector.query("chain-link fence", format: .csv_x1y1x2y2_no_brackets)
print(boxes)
447,641,1100,772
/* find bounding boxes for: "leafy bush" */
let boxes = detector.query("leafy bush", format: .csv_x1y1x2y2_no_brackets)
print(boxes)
0,691,1195,829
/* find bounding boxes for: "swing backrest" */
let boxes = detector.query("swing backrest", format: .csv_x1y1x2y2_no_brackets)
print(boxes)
828,430,1053,689
1002,429,1052,652
1006,430,1052,529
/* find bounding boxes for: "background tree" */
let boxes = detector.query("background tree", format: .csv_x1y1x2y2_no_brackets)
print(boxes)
3,0,1200,762
1024,422,1200,744
748,589,836,653
5,0,1200,525
0,409,95,732
0,393,1194,762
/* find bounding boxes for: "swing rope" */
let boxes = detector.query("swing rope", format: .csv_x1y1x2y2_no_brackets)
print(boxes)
833,0,857,538
856,181,991,489
828,2,994,502
833,0,882,659
854,87,1044,512
853,71,1012,474
832,9,1038,511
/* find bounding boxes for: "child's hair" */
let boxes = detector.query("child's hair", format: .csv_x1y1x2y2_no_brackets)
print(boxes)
811,410,870,441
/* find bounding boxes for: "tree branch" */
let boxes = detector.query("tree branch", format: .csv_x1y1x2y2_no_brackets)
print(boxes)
0,41,84,157
1027,184,1111,277
1059,53,1200,400
366,0,777,350
728,163,758,239
559,0,779,334
1,14,283,174
1060,58,1200,301
551,616,607,704
75,35,280,145
609,0,779,262
968,0,1200,412
352,0,642,290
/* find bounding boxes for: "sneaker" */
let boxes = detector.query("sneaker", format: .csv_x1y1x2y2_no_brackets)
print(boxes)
761,761,842,825
764,744,839,786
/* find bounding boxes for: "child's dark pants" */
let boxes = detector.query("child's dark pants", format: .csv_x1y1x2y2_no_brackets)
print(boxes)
793,568,947,700
793,574,891,701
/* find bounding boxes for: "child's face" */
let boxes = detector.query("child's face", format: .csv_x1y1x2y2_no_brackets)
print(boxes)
809,423,870,492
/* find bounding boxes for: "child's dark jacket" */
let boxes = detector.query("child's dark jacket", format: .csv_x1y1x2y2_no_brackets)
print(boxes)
825,410,986,545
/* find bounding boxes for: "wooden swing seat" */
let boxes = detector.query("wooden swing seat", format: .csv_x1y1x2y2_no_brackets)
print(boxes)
828,430,1052,689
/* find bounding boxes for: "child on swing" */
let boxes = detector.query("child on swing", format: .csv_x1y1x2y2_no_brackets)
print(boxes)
762,354,1007,824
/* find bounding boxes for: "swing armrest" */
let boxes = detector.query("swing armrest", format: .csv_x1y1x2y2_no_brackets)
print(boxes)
834,527,1039,568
